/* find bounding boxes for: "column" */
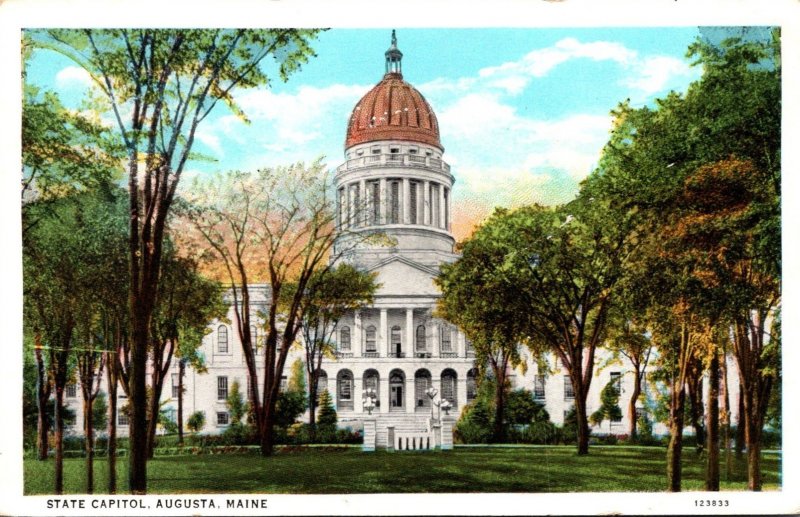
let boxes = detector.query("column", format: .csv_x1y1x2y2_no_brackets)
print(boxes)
359,178,367,226
380,309,388,357
423,180,430,226
457,329,466,358
379,369,389,414
402,178,410,224
354,310,362,358
379,178,387,225
456,377,468,412
405,308,414,357
438,183,446,229
354,376,363,414
406,376,415,414
432,321,440,358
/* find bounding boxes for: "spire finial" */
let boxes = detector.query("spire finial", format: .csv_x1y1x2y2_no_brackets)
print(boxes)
385,29,403,76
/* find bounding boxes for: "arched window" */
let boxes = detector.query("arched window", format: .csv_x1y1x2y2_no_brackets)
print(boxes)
416,325,426,352
391,325,402,357
441,369,457,408
467,368,478,403
415,369,432,409
218,325,228,353
365,325,377,353
337,370,353,410
340,326,351,351
364,369,380,408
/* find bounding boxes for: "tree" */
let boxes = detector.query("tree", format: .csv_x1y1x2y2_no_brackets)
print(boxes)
23,190,122,494
30,28,322,492
146,249,225,458
298,264,377,439
187,411,206,433
590,380,623,429
586,29,780,490
180,162,380,455
316,390,337,441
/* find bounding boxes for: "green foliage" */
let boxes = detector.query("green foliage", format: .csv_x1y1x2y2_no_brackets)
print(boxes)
226,381,248,427
316,390,337,431
455,402,494,444
288,359,306,394
92,392,108,431
504,389,550,426
157,410,178,435
590,380,623,427
562,406,580,445
187,411,206,433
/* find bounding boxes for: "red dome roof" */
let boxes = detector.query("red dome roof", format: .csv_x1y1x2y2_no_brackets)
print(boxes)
345,72,442,150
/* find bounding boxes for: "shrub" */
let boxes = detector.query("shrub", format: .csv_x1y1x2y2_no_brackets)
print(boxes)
187,411,206,433
455,402,493,444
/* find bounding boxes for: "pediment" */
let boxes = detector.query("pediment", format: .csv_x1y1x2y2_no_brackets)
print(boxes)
367,256,441,296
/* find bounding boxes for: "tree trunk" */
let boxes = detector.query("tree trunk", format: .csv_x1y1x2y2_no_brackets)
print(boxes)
687,374,704,454
260,405,276,456
128,316,149,494
35,344,50,461
667,380,685,492
146,367,164,459
735,387,745,459
628,370,641,441
54,387,65,495
177,360,185,446
492,374,505,442
307,376,318,442
106,353,117,494
705,352,720,491
746,425,763,491
574,391,590,455
720,344,732,481
83,396,94,494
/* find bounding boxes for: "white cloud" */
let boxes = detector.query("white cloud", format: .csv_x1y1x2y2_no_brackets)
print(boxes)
195,129,224,157
623,55,696,96
55,66,93,89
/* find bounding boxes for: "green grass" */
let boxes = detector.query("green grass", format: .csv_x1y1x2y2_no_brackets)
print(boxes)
24,446,780,494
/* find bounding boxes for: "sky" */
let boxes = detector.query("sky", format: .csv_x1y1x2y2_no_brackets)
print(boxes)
26,27,706,240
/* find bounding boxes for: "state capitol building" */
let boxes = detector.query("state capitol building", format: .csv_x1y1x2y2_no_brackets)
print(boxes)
64,32,739,444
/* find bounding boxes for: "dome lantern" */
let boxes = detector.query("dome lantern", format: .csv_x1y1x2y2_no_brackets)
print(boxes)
385,29,403,76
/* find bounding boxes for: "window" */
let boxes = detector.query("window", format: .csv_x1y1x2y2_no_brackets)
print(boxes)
416,325,426,352
66,383,77,398
317,371,328,394
426,150,433,157
390,181,400,224
217,376,228,400
280,376,287,393
339,326,351,351
610,372,622,395
365,325,377,352
409,147,418,154
357,149,364,156
415,370,431,408
371,147,380,154
440,326,452,352
466,338,474,356
534,375,546,400
364,370,380,408
467,369,478,402
390,147,399,154
430,183,440,227
217,325,228,353
349,183,361,227
443,187,449,229
118,412,129,426
171,373,179,399
337,370,353,409
564,375,575,400
370,181,380,225
391,325,402,357
441,369,457,407
409,181,418,224
217,412,229,426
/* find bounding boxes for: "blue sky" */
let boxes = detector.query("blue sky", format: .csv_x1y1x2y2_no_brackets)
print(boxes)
26,27,705,237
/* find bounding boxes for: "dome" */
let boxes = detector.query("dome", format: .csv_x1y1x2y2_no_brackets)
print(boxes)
345,33,441,150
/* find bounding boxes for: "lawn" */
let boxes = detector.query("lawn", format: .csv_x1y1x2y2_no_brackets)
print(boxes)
24,446,780,494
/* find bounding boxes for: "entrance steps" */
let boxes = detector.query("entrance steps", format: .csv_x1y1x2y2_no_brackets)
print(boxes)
374,414,430,448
